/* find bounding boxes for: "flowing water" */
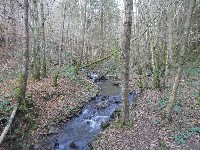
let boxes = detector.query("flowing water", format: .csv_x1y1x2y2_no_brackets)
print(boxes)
35,79,135,150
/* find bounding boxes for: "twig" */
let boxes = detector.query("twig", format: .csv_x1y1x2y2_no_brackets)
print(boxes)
0,104,18,145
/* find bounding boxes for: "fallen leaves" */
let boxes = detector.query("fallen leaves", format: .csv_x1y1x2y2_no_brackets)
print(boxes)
0,71,98,147
95,71,200,150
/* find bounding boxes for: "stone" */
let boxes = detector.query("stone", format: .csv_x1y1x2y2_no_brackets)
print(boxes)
96,101,109,110
101,121,110,129
70,141,78,149
48,126,58,134
112,97,121,104
54,139,59,149
113,82,120,86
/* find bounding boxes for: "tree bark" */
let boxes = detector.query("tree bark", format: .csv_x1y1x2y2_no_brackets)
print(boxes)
100,0,104,57
40,1,47,78
77,0,87,71
164,1,174,88
32,0,41,80
22,0,30,100
17,0,30,110
59,1,67,68
121,0,133,125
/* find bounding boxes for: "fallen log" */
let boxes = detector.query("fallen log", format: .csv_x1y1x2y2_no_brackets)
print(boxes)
0,104,18,145
80,49,120,69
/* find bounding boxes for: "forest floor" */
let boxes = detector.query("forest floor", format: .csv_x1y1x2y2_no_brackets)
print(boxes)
0,54,99,149
95,66,200,150
0,49,199,149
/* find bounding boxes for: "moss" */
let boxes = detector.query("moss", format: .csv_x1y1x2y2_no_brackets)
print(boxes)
115,119,133,128
136,78,143,89
41,58,47,78
34,68,41,80
51,116,59,125
158,141,167,150
52,72,58,87
197,90,200,103
15,74,28,112
101,121,110,129
153,69,160,88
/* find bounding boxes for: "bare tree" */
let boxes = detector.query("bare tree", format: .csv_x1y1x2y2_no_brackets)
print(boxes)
165,0,196,121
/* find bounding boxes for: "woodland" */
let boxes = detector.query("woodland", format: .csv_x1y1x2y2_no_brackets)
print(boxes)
0,0,199,150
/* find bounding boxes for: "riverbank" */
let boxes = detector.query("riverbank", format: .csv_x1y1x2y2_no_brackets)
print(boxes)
95,67,200,150
35,79,132,149
0,74,99,149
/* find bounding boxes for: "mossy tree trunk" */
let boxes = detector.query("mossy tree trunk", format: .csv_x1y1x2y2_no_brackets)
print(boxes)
17,0,29,110
147,6,160,89
151,45,160,88
52,72,58,87
121,0,133,125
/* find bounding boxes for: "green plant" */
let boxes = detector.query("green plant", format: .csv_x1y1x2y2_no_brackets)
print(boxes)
16,138,29,150
151,117,160,126
0,100,11,112
175,131,191,144
126,120,133,128
115,119,133,128
52,116,59,125
157,96,182,113
158,96,169,108
86,85,92,91
188,126,200,134
0,99,11,125
136,78,143,89
173,105,180,114
115,120,123,129
68,106,75,113
174,126,200,145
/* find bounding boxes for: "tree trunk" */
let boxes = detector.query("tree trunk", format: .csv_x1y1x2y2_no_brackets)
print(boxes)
164,2,174,88
17,0,29,110
40,1,47,78
9,0,17,54
59,1,67,68
32,0,41,80
77,0,87,72
23,0,30,96
121,0,133,125
100,0,104,57
165,0,195,121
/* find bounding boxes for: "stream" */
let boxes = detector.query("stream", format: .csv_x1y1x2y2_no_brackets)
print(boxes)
35,73,135,150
